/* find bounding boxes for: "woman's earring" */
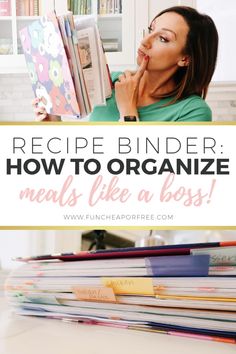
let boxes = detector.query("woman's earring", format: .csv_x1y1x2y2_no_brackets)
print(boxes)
179,56,190,67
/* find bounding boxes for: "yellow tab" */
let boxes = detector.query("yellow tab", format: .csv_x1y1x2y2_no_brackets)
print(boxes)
102,277,154,295
72,286,116,303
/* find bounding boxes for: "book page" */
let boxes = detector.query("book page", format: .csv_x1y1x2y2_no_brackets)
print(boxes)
77,27,105,107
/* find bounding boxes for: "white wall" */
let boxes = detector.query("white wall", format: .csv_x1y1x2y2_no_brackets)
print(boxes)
196,0,236,82
1,73,235,121
148,0,196,23
0,230,82,270
0,74,34,121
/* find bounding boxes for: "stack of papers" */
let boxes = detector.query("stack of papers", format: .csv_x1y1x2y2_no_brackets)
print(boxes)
5,241,236,343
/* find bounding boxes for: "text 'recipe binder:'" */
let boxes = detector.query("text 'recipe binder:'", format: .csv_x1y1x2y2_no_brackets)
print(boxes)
20,11,112,118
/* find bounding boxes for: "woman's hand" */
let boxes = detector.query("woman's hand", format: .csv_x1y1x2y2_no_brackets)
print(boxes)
115,56,149,120
32,98,61,121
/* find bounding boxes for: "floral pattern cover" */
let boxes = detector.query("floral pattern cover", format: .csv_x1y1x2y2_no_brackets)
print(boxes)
20,12,80,116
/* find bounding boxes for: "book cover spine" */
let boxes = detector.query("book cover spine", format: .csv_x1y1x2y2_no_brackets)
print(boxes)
82,0,87,15
74,0,79,15
87,0,91,14
38,0,42,15
99,0,107,15
29,0,34,16
20,0,25,15
16,0,21,16
78,0,82,14
26,0,30,15
81,0,85,14
110,0,115,14
114,0,118,14
0,0,11,16
106,0,110,14
21,0,30,15
33,0,39,15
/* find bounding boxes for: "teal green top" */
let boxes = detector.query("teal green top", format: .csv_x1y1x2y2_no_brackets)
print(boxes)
89,72,212,122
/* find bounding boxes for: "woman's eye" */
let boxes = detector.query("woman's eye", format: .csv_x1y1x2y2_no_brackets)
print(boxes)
147,27,169,42
159,36,168,43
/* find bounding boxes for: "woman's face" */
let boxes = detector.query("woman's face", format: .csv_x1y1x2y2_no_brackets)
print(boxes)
138,12,190,74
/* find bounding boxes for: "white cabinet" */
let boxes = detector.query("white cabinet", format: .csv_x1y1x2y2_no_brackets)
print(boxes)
97,0,136,68
0,0,148,73
0,0,57,73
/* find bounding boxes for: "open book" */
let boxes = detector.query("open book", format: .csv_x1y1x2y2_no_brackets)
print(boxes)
19,11,112,118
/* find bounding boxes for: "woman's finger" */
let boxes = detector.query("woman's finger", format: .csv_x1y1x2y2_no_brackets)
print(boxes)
118,74,125,82
32,97,40,107
35,112,47,121
34,107,47,120
134,55,149,80
35,106,47,114
123,70,132,78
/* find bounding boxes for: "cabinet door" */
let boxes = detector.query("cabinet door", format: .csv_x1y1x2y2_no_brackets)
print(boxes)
101,0,135,68
0,1,12,56
67,0,136,69
0,0,56,73
0,0,15,73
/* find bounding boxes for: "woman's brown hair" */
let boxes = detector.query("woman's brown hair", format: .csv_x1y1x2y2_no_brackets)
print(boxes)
152,6,218,101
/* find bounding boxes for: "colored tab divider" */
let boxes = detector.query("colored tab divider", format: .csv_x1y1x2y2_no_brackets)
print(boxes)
191,246,236,266
155,294,236,302
72,285,117,302
145,254,210,277
25,294,61,305
102,277,155,296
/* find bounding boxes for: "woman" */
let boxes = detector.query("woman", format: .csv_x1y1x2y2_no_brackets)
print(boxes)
34,6,218,122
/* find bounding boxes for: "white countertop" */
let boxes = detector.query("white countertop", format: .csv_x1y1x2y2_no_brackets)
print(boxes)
0,298,235,354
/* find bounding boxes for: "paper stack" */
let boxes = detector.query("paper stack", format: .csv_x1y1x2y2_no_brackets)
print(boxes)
5,241,236,344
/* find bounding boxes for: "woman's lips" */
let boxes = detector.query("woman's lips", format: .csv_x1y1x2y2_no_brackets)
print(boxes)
138,48,146,57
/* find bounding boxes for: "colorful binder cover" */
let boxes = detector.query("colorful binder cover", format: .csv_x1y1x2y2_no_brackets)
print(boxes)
19,11,80,116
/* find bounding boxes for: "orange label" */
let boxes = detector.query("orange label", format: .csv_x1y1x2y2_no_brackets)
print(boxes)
72,285,116,302
102,277,154,295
